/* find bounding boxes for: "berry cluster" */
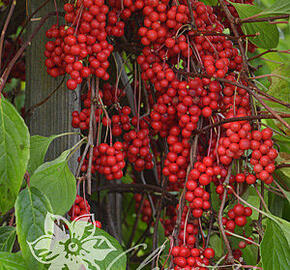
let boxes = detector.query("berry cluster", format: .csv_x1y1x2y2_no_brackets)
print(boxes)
223,203,252,231
39,0,282,267
68,195,102,228
45,0,115,90
93,142,125,180
171,244,215,270
68,195,91,220
134,194,153,223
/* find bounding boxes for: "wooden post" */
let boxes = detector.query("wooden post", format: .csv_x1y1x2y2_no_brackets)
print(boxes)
25,0,80,168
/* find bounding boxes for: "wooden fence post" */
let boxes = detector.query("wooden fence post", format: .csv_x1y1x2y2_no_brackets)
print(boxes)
25,0,80,169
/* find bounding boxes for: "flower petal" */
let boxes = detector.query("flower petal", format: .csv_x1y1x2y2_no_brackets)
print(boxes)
71,214,95,240
81,235,116,261
28,235,57,264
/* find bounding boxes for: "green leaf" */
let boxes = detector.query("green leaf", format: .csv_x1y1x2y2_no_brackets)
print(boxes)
0,252,27,270
0,227,16,252
200,0,218,6
229,2,279,49
272,216,290,245
261,219,290,270
30,150,76,215
267,64,290,102
243,186,267,220
209,234,223,258
15,187,53,269
83,225,127,270
242,244,258,266
121,175,133,184
261,0,290,15
269,191,286,217
28,133,77,175
0,97,30,214
210,182,221,212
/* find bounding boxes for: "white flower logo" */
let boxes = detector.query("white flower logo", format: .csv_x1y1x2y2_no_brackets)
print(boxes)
28,212,116,270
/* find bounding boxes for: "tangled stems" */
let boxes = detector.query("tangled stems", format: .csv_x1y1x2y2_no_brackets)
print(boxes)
218,164,234,263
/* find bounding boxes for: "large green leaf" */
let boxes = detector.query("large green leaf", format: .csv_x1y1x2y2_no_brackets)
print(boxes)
267,64,290,101
30,150,76,215
242,244,258,266
261,0,290,15
0,227,16,252
269,191,287,217
229,2,279,49
272,215,290,245
0,97,30,214
15,187,53,269
261,219,290,270
0,252,27,270
28,133,77,175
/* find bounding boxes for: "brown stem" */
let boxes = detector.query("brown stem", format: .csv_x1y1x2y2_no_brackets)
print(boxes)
218,0,249,74
276,163,290,170
186,0,196,28
249,73,287,80
86,78,98,195
218,164,234,263
24,171,30,187
0,12,58,93
8,212,15,227
96,183,177,202
0,0,16,71
172,120,201,245
255,183,269,212
269,21,289,24
273,179,289,198
25,76,66,117
14,0,51,46
127,194,145,249
152,174,168,268
241,14,290,23
247,50,290,62
225,230,260,246
257,182,264,263
195,113,290,134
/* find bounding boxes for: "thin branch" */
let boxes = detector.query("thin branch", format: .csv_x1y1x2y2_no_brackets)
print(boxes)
0,0,16,71
96,183,177,202
241,14,290,23
127,194,145,249
248,50,290,62
186,0,196,28
25,76,66,117
0,12,59,94
224,230,260,247
254,183,269,212
218,164,233,263
249,73,289,80
218,0,249,74
195,113,290,134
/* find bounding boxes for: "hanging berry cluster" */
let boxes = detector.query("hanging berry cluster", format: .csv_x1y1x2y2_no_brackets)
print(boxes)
43,0,283,268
